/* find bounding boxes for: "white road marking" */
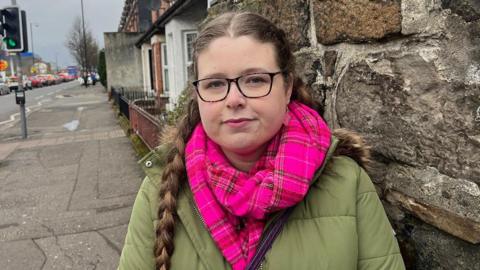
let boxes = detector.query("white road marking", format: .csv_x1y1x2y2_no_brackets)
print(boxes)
63,120,80,131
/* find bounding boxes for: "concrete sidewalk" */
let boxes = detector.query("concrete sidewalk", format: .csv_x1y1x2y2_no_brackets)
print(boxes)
0,84,144,270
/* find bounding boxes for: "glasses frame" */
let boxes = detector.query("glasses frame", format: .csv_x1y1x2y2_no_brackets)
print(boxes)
192,71,285,102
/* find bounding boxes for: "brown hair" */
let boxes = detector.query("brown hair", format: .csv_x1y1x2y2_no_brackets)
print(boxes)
154,12,316,270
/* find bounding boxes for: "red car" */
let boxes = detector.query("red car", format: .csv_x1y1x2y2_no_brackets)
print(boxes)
29,76,43,88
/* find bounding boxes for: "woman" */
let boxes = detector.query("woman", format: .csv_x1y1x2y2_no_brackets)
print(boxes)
119,12,405,270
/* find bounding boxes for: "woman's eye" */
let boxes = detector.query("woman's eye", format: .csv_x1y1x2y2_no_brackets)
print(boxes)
205,80,226,89
245,75,268,85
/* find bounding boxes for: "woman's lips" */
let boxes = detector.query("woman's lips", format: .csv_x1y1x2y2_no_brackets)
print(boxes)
223,118,253,128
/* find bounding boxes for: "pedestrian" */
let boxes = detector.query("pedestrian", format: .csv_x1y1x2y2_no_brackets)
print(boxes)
118,12,405,270
83,71,89,88
91,72,97,85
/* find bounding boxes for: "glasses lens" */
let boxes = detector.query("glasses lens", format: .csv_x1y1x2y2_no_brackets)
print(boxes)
197,78,228,102
238,73,272,97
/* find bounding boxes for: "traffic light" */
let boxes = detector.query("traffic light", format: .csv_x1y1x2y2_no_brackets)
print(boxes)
0,7,24,52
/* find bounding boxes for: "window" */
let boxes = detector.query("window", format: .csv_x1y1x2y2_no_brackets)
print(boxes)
183,31,197,81
148,48,154,92
161,43,169,95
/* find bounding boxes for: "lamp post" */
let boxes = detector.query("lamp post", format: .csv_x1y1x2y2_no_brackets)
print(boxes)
30,22,39,74
55,52,58,73
80,0,88,87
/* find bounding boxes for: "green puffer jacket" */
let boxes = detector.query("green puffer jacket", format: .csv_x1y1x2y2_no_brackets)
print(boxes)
119,132,405,270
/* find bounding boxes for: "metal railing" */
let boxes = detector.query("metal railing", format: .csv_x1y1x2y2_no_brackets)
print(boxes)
111,87,165,120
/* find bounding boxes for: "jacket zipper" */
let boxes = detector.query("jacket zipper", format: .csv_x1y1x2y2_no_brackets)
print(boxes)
190,197,284,270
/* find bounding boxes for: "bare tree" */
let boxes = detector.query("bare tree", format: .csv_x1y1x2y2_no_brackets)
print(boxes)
65,16,99,72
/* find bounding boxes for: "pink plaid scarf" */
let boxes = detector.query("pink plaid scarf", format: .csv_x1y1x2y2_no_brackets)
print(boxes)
185,101,331,270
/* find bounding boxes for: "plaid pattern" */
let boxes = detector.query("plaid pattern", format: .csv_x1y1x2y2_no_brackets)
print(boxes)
185,101,331,270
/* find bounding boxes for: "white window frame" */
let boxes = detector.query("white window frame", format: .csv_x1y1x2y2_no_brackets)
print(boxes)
161,43,169,96
183,30,198,82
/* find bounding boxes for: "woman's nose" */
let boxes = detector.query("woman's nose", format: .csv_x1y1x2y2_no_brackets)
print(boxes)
225,81,246,108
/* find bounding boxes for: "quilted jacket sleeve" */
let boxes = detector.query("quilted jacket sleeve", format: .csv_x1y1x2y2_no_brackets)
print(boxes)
356,167,406,270
118,176,157,270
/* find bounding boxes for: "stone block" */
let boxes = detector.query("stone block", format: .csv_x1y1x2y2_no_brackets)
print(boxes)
330,58,479,184
386,166,480,222
386,189,480,244
323,50,338,77
313,0,402,45
394,216,480,270
295,49,323,86
206,0,310,50
294,49,329,114
442,0,480,22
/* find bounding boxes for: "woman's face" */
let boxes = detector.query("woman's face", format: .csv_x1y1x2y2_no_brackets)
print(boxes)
196,35,292,160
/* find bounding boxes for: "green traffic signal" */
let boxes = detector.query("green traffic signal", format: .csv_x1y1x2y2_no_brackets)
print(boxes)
3,37,17,48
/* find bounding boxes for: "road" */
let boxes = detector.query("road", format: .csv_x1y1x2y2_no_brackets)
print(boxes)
0,81,79,123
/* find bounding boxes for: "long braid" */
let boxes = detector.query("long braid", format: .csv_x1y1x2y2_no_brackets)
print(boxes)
154,96,200,270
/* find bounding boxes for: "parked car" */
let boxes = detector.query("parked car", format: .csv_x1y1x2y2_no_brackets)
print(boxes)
47,74,58,85
53,74,63,84
58,73,70,82
29,76,43,88
37,75,47,86
22,75,32,90
7,76,19,92
37,74,54,86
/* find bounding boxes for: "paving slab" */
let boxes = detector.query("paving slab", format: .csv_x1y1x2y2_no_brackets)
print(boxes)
0,239,46,270
0,84,144,269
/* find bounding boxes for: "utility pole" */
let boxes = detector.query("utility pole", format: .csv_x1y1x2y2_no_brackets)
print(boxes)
16,53,27,139
30,22,38,73
80,0,88,87
8,0,26,138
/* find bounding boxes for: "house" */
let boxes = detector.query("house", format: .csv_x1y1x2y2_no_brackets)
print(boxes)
105,0,165,93
136,0,210,110
106,0,213,150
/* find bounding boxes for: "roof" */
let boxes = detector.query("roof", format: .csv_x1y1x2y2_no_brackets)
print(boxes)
135,0,194,48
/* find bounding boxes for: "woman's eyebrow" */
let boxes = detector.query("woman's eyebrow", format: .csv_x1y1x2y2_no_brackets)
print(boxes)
201,72,228,79
241,67,270,74
201,68,271,79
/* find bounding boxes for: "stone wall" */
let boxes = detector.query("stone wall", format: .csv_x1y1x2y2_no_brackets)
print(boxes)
104,32,145,91
208,0,479,269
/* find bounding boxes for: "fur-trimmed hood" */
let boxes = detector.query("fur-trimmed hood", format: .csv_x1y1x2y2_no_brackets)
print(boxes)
331,128,371,171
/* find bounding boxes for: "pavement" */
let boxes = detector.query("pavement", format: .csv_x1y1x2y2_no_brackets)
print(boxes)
0,84,145,270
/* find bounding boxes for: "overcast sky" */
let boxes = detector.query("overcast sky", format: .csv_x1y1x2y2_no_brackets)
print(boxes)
0,0,124,68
